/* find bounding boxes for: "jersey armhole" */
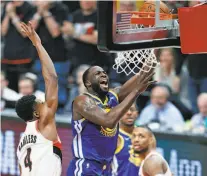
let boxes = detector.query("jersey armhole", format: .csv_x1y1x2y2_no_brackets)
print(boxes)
35,120,40,132
109,89,119,103
115,135,124,154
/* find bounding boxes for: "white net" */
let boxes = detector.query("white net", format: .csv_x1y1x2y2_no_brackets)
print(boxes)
113,49,158,76
113,22,160,76
114,24,159,75
112,11,178,76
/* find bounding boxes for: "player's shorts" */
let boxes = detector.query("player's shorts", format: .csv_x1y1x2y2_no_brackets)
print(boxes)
67,158,112,176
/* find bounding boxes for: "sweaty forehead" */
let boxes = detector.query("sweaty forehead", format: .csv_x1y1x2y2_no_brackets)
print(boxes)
89,66,104,75
133,127,149,136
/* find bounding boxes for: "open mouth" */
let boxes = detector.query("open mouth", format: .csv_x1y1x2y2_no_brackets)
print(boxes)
99,79,108,89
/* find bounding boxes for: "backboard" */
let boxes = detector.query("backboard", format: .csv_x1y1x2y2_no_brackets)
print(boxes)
97,1,187,52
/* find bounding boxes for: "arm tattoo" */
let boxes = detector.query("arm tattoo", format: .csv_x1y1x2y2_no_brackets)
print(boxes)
83,98,97,112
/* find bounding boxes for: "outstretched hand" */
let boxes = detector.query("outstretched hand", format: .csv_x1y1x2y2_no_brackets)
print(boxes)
21,21,41,46
135,67,156,93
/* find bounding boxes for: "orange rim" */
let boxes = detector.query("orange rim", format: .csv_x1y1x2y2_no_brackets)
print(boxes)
123,11,178,26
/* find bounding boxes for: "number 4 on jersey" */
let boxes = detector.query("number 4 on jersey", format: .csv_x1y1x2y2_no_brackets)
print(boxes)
24,148,32,171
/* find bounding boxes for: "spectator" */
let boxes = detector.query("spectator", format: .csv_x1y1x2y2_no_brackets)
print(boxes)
155,48,192,119
61,0,113,75
1,71,20,110
31,1,70,107
64,64,90,113
175,52,207,114
18,72,45,102
155,49,189,102
137,85,185,131
189,93,207,133
31,1,69,63
155,48,176,90
1,1,35,92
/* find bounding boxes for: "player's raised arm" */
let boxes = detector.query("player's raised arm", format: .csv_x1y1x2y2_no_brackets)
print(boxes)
20,22,58,116
73,70,154,128
114,68,155,102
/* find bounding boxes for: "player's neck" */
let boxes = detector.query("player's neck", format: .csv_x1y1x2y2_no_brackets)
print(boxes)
120,124,134,135
88,90,106,103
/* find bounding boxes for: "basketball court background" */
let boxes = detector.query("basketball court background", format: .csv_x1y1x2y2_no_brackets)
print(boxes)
1,1,207,176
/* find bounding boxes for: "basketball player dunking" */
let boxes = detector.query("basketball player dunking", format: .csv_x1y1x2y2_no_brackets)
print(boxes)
67,65,155,175
132,126,173,176
16,22,62,176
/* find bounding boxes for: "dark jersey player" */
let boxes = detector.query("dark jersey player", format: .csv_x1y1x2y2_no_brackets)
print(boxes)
67,64,155,175
111,103,141,176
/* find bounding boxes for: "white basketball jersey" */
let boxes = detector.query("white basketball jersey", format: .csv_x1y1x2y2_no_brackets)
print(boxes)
17,120,62,176
138,151,171,176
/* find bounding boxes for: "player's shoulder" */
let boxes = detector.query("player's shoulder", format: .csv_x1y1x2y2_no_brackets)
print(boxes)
143,154,169,175
73,94,95,109
146,153,163,161
144,153,165,167
74,94,91,103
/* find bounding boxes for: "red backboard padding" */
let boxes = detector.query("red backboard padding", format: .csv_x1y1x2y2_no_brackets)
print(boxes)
178,4,207,54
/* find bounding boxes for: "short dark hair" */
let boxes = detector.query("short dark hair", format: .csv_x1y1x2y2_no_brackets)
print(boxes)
82,67,92,88
134,125,156,147
154,83,172,96
15,95,36,122
135,125,154,137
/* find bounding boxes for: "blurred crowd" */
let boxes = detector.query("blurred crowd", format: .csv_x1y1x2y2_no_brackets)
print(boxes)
1,1,207,134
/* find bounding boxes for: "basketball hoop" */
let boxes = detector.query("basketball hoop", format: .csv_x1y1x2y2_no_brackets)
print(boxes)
130,12,177,26
113,49,158,76
113,11,175,76
97,1,181,75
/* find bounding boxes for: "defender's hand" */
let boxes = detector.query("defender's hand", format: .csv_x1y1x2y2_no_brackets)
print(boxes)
135,67,156,93
21,21,41,46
